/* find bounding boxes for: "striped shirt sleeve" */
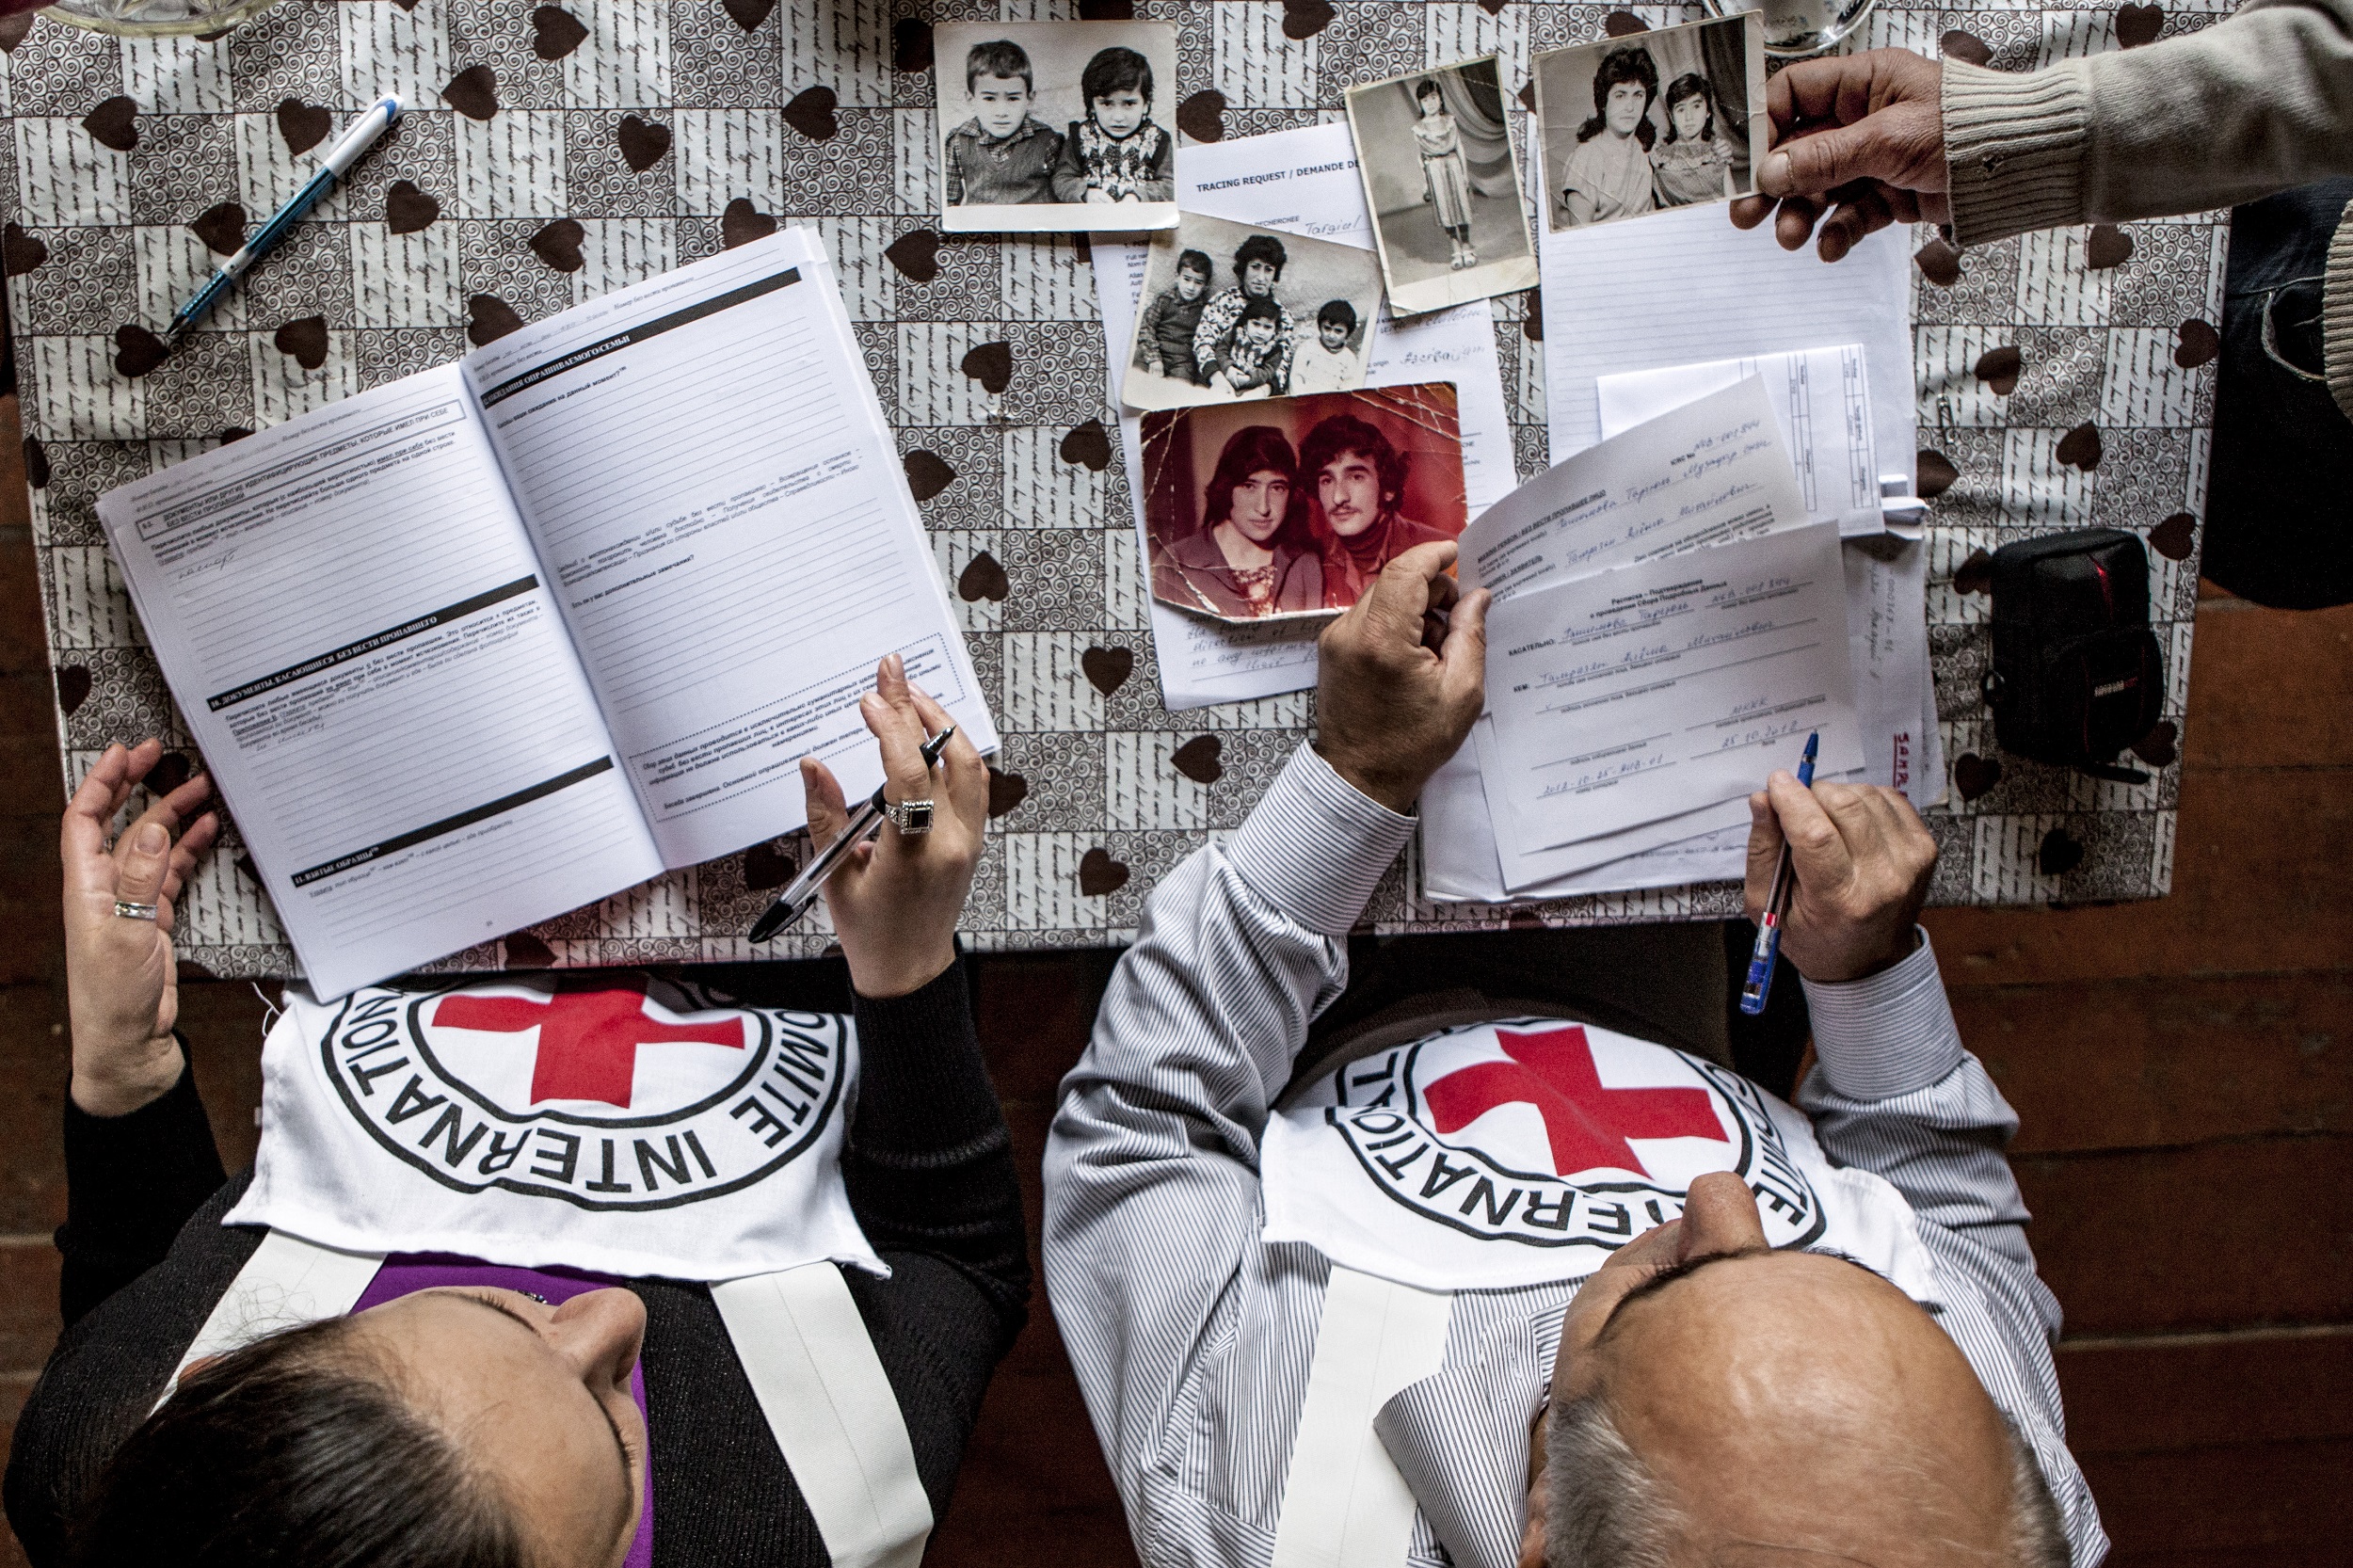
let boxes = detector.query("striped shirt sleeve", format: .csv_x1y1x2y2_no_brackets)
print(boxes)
1041,744,1413,1545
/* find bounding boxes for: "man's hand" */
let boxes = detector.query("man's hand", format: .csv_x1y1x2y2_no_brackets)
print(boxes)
1314,540,1490,812
1727,49,1949,262
800,654,989,999
63,739,219,1116
1743,773,1936,983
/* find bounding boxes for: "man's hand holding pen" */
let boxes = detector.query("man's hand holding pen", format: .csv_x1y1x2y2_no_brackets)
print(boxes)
1743,772,1938,984
795,653,989,998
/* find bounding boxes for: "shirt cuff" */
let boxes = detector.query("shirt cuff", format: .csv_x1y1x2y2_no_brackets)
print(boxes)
1942,58,2094,248
1224,744,1418,938
2326,200,2353,424
1799,929,1965,1102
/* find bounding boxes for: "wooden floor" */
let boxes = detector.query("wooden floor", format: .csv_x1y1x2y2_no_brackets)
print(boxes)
1,381,2346,1560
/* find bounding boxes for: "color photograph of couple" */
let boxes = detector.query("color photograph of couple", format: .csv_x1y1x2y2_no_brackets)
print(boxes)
1533,12,1768,232
1138,384,1468,623
1119,213,1386,412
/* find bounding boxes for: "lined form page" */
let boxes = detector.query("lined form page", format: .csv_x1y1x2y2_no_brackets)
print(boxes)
97,365,664,998
464,231,994,865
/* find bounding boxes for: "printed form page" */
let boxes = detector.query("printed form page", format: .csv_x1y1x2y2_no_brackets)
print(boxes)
97,365,663,998
463,232,996,866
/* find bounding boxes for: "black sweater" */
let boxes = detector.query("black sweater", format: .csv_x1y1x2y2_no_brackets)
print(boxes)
2,963,1030,1567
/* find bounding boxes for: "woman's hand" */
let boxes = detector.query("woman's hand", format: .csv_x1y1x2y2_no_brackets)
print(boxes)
799,655,988,998
63,740,220,1116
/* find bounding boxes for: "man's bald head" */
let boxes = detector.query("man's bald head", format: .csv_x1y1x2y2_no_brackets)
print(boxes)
1532,1176,2067,1568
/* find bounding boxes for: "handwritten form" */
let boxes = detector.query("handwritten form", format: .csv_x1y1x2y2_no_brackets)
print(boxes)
1093,122,1519,710
1597,344,1884,536
1538,204,1914,490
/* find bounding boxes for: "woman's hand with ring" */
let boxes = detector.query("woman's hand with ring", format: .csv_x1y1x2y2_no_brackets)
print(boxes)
799,655,988,998
62,740,220,1116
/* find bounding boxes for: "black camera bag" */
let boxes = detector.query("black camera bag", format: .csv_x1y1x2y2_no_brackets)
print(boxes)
1979,528,2166,783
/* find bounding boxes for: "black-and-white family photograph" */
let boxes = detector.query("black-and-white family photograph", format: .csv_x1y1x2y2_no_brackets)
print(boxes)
1344,56,1539,315
1120,214,1386,412
1533,12,1767,232
1140,384,1468,624
934,20,1180,233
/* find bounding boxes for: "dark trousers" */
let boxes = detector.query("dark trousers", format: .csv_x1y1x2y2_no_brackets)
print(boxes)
2201,179,2353,610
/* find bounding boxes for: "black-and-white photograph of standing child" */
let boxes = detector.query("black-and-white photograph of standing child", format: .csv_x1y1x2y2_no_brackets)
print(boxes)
1533,11,1767,232
1344,56,1539,315
935,20,1180,233
1120,213,1385,411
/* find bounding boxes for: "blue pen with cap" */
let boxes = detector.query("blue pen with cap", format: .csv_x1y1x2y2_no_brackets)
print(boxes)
1738,730,1817,1016
162,95,403,350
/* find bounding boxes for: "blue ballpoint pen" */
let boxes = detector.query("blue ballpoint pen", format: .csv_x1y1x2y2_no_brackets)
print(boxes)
160,95,403,350
1738,730,1818,1016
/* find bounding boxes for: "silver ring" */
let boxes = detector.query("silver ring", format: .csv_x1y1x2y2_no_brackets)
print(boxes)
113,900,158,921
882,798,935,836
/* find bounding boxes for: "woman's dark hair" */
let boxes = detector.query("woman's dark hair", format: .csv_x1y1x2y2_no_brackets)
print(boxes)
1300,413,1409,510
1577,44,1659,150
1661,72,1714,143
1414,77,1443,105
1081,45,1153,109
1176,247,1213,281
70,1319,527,1568
1233,232,1288,281
1203,425,1307,548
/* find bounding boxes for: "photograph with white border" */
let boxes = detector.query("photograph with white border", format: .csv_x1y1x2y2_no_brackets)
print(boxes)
935,20,1180,233
1344,56,1539,314
1121,213,1386,411
1533,12,1767,233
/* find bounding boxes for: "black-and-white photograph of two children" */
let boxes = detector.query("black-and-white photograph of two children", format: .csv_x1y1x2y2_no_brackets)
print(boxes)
1119,214,1386,412
935,20,1180,233
1533,12,1768,233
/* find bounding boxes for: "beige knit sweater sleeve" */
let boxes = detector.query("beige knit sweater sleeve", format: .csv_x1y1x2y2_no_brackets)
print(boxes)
1941,0,2353,415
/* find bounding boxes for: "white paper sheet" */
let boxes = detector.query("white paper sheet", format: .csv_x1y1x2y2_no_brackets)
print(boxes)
1597,344,1882,536
1456,376,1805,602
1479,520,1863,853
1538,206,1913,493
1094,122,1518,710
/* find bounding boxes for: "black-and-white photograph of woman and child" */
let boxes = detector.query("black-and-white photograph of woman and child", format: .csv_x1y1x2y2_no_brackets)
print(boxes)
1345,56,1539,315
1140,384,1467,623
1533,12,1767,232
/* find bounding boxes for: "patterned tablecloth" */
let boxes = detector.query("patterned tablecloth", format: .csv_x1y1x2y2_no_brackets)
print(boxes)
4,0,2220,978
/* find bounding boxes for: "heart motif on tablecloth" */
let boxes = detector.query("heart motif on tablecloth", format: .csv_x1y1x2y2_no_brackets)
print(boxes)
274,316,330,371
1940,28,1993,63
2055,423,2103,471
467,294,525,346
532,5,589,58
724,0,775,30
1973,345,2022,394
784,86,840,140
2132,721,2178,767
504,933,557,968
56,665,91,716
191,201,247,254
1914,238,1962,287
1604,11,1647,33
2036,828,2084,877
1060,421,1112,471
1952,753,2001,801
987,767,1029,818
1282,0,1334,38
723,198,778,248
2086,224,2133,269
385,182,440,233
444,66,500,121
1953,549,1993,596
886,229,941,280
1917,450,1959,499
530,218,586,272
2148,512,2196,561
114,325,168,376
1081,646,1134,696
961,340,1014,394
277,98,331,153
616,116,672,172
2115,3,2164,46
1079,848,1129,896
891,18,933,72
958,552,1010,602
2,222,44,275
743,842,797,890
2173,319,2219,369
83,97,138,152
904,450,957,501
1176,90,1226,143
1172,735,1223,783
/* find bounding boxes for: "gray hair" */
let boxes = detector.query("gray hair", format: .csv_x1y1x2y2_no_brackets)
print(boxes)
1542,1396,2070,1568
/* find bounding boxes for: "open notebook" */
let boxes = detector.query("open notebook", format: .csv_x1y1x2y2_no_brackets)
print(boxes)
98,231,995,998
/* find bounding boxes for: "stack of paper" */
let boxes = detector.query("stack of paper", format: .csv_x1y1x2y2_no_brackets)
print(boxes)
1422,376,1942,903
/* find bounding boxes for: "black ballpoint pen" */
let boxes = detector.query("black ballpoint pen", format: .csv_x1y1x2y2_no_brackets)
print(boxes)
747,727,954,942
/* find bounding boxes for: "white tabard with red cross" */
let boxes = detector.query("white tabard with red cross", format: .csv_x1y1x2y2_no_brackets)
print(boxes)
1261,1017,1938,1299
226,974,882,1282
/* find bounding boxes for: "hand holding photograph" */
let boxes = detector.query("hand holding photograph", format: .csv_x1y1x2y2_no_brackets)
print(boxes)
1121,213,1387,412
1533,12,1768,233
935,20,1180,233
1344,57,1539,315
1140,384,1468,623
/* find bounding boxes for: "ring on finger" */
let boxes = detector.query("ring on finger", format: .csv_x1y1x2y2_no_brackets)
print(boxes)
113,900,159,921
883,799,936,836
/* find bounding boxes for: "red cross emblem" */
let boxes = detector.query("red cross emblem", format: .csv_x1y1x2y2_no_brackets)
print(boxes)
431,985,744,1109
1421,1025,1727,1178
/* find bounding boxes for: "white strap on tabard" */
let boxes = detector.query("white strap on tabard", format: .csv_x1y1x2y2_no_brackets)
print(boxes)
1270,1265,1453,1568
711,1262,934,1568
160,1229,386,1407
